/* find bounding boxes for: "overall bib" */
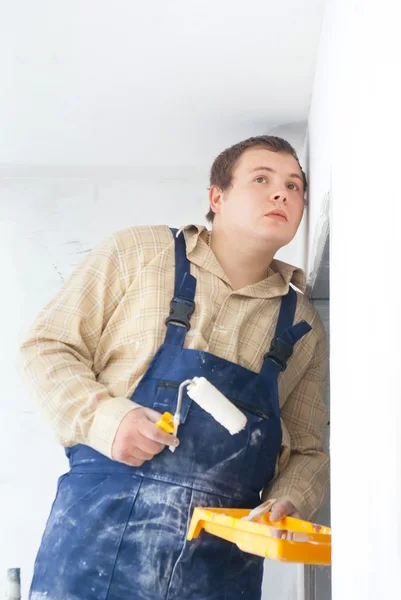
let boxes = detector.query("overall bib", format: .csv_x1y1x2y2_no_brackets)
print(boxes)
30,230,311,600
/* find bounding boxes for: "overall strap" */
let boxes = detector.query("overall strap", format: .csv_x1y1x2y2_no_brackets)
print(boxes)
164,228,197,346
263,286,312,373
275,285,298,337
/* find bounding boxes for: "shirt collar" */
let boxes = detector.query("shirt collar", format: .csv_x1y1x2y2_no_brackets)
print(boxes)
176,224,306,298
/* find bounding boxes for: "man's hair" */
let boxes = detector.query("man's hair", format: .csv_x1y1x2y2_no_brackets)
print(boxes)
206,135,308,223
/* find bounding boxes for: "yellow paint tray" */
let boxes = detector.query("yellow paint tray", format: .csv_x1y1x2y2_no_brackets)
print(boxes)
187,508,331,565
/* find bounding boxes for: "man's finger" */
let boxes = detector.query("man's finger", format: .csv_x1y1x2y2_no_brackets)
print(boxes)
270,501,290,522
119,454,144,468
128,446,154,461
143,407,165,423
270,499,300,522
270,528,291,540
269,499,301,540
119,446,157,467
140,418,180,448
135,429,166,455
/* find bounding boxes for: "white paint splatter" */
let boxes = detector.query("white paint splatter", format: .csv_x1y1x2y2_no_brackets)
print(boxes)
186,329,200,337
213,325,227,334
250,429,262,445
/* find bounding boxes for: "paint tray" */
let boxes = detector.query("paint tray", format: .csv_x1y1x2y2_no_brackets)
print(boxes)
187,508,331,565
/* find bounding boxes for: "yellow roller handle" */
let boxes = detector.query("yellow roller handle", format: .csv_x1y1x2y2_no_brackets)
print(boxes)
155,411,175,434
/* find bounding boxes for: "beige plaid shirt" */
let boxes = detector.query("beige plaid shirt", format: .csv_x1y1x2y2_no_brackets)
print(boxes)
20,224,329,519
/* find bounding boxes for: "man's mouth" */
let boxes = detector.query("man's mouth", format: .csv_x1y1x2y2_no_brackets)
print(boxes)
266,210,288,222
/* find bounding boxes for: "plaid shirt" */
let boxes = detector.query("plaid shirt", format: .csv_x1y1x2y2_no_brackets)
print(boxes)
20,224,329,519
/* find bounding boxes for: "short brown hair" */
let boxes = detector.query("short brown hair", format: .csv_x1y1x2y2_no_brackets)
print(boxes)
206,135,307,222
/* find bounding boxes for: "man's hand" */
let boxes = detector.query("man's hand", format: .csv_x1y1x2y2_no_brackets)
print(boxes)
112,407,179,467
270,498,302,540
247,498,302,540
270,498,301,523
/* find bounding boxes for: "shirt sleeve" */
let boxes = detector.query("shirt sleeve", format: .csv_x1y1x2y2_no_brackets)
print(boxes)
262,316,330,521
19,234,140,459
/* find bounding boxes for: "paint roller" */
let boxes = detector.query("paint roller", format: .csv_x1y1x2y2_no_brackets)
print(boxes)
155,377,247,451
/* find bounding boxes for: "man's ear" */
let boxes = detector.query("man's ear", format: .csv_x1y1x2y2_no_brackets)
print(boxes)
208,185,224,216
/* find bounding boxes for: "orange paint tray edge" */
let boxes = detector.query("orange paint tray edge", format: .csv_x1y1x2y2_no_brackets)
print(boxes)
187,507,331,566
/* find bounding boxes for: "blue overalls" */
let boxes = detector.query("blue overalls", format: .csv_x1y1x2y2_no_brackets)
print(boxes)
30,230,311,600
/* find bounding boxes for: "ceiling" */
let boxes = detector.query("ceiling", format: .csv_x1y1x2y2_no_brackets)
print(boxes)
2,0,326,167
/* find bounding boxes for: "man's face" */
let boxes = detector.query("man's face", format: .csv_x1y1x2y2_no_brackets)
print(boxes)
213,148,305,249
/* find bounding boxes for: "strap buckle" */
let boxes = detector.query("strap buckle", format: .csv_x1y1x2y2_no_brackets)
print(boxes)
264,337,293,371
165,299,195,331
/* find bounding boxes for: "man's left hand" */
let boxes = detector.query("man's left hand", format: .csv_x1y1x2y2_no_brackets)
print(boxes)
270,498,302,540
249,497,302,539
270,498,301,523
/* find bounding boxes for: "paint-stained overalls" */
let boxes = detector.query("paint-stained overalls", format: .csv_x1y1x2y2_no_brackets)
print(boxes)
30,230,311,600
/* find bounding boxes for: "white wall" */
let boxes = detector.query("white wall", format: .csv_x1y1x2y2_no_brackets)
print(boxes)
304,0,333,281
309,0,401,598
329,1,401,599
0,165,307,598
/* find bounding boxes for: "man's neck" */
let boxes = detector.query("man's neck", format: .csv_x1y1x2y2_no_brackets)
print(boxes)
209,228,277,290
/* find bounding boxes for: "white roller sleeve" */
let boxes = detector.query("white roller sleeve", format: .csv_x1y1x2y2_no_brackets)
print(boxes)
186,377,247,434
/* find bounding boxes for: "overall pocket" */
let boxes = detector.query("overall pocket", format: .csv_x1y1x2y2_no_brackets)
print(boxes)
31,473,142,600
153,379,192,423
154,379,272,423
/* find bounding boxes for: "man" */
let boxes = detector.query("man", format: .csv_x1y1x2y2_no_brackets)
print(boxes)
20,135,329,600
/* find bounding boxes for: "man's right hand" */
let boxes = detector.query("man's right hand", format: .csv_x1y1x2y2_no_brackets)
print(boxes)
112,407,179,467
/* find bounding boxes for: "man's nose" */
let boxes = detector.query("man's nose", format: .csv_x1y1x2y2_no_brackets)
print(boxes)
270,192,288,203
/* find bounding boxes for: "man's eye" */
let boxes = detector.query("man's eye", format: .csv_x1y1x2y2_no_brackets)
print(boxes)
255,177,267,183
287,183,299,191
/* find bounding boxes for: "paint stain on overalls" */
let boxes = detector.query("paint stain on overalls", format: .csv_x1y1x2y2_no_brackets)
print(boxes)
29,230,311,600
